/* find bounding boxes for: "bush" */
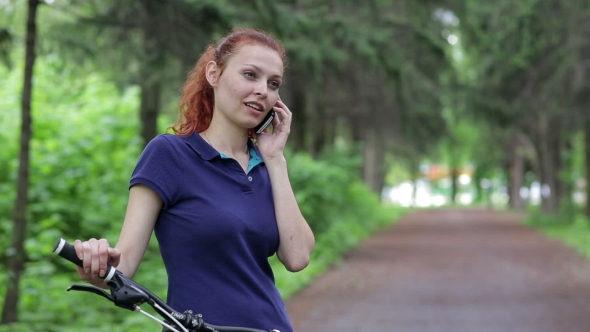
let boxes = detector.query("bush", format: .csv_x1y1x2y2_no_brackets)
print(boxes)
526,210,590,260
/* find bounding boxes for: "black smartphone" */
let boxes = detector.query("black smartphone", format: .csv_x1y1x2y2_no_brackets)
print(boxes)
253,110,276,134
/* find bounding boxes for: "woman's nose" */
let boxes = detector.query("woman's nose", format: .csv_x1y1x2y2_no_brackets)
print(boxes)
254,81,268,97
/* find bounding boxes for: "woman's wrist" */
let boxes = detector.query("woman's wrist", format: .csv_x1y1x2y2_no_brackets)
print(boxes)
263,155,287,168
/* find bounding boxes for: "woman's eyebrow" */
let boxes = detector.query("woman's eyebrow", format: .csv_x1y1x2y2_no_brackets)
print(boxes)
243,64,283,79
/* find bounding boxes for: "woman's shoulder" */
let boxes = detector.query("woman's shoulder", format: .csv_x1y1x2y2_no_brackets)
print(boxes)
143,132,214,164
150,133,182,144
145,132,210,160
145,133,188,150
138,134,185,161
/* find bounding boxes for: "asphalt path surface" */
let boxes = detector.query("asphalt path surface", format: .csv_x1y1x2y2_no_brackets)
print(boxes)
285,209,590,332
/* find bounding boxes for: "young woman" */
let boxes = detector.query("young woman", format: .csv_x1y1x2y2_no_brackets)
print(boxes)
73,28,315,332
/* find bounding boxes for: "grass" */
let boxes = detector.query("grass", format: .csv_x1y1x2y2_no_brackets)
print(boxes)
525,210,590,259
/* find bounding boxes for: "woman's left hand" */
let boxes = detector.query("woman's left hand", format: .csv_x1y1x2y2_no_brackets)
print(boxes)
256,97,291,162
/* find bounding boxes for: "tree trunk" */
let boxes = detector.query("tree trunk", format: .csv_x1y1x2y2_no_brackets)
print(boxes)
472,168,483,204
1,0,40,324
309,94,326,157
318,93,335,156
509,136,525,210
139,80,161,147
585,125,590,219
138,0,164,147
547,124,564,213
536,115,559,214
409,156,419,206
450,166,458,205
362,130,378,192
362,129,385,194
350,114,363,143
324,112,336,153
287,75,306,152
553,129,569,208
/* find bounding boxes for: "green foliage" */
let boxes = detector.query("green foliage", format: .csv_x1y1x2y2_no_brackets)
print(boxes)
0,56,153,329
526,211,590,259
287,145,363,235
0,54,142,258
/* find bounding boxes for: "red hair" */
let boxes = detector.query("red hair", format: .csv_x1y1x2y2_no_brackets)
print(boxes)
169,28,287,136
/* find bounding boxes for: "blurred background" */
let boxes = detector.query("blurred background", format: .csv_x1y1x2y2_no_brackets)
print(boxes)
1,0,589,331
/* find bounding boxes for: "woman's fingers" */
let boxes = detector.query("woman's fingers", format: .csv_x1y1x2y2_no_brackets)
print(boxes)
72,238,119,288
73,239,84,260
90,240,101,277
74,238,115,280
97,239,110,277
272,100,292,132
82,240,93,274
107,247,122,269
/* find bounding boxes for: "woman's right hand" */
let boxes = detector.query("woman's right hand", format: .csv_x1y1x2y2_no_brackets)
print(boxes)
73,238,121,288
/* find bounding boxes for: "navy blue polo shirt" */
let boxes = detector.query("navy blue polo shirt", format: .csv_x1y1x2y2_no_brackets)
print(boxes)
129,133,292,332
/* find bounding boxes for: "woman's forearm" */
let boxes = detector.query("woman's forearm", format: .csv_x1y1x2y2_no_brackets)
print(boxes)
265,158,315,272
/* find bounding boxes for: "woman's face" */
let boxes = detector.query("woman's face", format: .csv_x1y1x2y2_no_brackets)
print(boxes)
210,44,284,130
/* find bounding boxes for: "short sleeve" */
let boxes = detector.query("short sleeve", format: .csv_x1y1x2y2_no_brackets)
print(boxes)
130,135,183,209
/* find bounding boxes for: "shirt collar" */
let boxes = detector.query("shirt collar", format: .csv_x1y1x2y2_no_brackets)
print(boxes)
181,132,218,161
181,132,260,162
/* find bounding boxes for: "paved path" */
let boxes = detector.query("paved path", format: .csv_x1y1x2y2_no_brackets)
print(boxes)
285,209,590,332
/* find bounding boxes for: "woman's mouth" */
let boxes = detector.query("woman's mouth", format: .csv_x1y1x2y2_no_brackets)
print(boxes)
245,102,263,113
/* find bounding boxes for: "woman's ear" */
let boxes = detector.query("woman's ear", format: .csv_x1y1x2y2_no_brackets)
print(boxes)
205,61,219,86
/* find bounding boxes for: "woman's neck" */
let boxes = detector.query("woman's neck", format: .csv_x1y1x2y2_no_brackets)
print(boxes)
201,124,249,157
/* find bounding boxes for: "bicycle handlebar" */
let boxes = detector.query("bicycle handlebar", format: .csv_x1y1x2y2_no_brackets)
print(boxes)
53,238,280,332
53,238,118,281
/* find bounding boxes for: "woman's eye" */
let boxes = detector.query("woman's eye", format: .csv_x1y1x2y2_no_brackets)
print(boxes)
269,81,280,89
244,71,255,78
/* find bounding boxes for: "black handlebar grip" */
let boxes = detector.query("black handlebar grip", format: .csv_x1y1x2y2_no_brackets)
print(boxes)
53,238,117,282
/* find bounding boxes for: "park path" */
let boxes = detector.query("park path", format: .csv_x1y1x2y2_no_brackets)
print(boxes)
285,209,590,332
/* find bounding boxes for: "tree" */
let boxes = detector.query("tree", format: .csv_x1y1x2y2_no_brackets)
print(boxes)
447,0,590,213
1,0,41,324
0,27,12,68
586,128,590,218
46,0,231,147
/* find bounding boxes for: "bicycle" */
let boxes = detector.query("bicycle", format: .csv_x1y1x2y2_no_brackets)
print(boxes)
53,238,281,332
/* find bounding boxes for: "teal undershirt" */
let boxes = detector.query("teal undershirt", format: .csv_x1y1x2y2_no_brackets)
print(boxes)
218,147,263,174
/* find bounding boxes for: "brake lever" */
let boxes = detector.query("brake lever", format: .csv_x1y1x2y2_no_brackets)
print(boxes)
105,273,151,311
67,274,150,312
69,282,182,332
68,284,114,302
